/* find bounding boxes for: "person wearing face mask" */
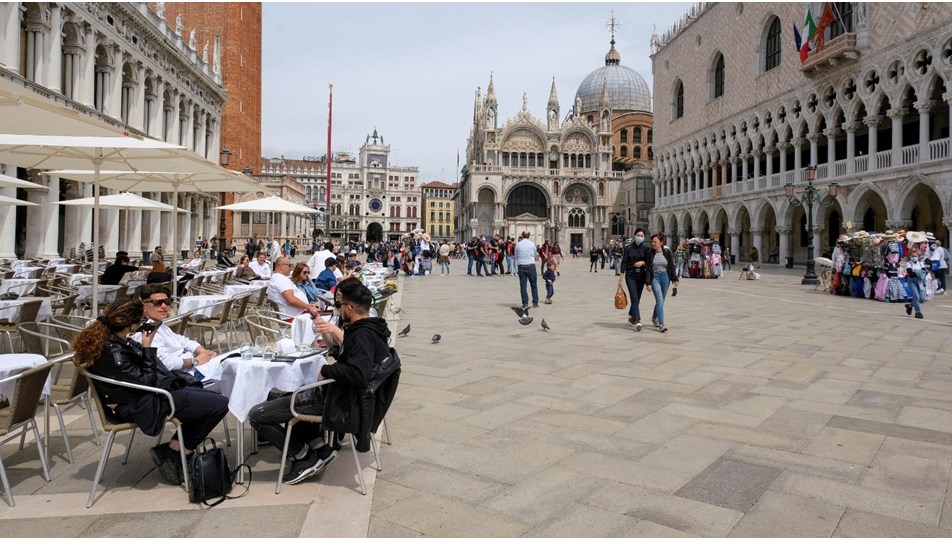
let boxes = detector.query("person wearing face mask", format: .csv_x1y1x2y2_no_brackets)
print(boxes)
904,244,926,319
930,240,949,295
618,229,653,330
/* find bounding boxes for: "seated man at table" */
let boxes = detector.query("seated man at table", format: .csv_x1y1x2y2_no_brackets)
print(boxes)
135,284,219,389
100,254,139,285
249,277,390,485
150,246,164,265
249,251,273,280
268,256,320,320
313,257,339,292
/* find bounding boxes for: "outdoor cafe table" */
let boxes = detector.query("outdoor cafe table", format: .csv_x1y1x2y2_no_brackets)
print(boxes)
223,282,266,297
0,353,52,461
13,266,45,279
0,278,40,296
44,258,66,268
68,274,94,286
178,294,229,318
0,297,53,322
218,347,326,482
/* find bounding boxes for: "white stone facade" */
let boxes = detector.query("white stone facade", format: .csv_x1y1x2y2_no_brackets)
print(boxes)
260,131,421,243
0,2,225,259
650,2,952,264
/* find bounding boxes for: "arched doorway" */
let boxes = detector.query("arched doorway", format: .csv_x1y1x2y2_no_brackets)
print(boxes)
506,184,548,218
735,205,751,261
366,222,383,242
476,187,496,238
697,210,710,238
900,182,947,243
821,200,844,256
668,214,679,246
852,187,887,233
682,213,694,240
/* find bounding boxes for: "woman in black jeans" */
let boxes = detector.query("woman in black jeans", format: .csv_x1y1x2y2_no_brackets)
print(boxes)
617,229,653,330
72,299,229,485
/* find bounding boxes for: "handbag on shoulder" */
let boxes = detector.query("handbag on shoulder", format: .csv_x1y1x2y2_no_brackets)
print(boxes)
614,284,628,309
188,438,251,507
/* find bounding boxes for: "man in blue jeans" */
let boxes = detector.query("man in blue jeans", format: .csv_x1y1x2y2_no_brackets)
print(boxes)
466,237,478,276
514,231,540,309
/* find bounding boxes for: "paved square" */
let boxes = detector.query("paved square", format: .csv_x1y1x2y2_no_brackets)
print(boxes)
371,257,952,537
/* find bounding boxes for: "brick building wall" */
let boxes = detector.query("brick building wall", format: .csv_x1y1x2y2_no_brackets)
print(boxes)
150,2,262,241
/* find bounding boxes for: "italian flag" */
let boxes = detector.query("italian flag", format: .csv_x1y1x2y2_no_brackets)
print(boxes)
799,7,817,62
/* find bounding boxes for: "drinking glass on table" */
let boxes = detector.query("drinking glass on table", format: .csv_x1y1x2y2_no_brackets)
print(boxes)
253,336,268,356
262,341,276,361
239,342,252,360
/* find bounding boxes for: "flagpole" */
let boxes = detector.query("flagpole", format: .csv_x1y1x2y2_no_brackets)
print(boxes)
326,83,333,242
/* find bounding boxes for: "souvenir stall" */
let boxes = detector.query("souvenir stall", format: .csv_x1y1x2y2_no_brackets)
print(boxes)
828,229,939,303
681,236,724,279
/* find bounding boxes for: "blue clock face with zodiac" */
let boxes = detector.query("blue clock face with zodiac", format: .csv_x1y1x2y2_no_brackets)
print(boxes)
369,198,383,212
367,154,387,168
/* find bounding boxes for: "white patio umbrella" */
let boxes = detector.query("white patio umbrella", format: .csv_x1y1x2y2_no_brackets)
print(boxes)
53,192,183,212
216,196,320,253
0,172,49,191
0,194,38,206
49,169,266,296
0,134,223,313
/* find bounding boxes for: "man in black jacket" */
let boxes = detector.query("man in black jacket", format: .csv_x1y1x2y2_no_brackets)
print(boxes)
248,277,391,485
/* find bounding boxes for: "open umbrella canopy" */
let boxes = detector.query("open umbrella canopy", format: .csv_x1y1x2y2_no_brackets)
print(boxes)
0,77,129,137
53,192,182,211
48,168,265,194
216,195,320,214
0,194,38,206
0,172,49,191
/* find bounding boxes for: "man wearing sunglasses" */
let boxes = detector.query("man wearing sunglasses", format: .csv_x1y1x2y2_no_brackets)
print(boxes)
268,256,320,320
135,284,219,387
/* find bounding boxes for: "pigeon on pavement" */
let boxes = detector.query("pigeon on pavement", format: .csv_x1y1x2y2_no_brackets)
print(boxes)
431,334,441,344
541,319,550,331
397,324,410,337
518,315,533,326
510,306,529,318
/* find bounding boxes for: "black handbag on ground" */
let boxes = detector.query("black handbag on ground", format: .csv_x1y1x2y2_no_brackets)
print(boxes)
187,438,251,507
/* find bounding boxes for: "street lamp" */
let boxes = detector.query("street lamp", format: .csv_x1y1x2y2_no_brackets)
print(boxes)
310,204,320,250
217,149,231,256
241,166,253,244
785,166,838,285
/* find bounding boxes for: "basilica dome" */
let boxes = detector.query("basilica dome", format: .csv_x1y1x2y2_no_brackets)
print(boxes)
575,39,652,114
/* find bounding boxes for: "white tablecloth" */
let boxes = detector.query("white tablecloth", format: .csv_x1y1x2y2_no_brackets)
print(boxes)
11,260,32,270
53,264,80,274
179,294,229,317
77,284,121,303
13,266,45,279
0,278,40,295
223,283,267,298
0,297,53,323
219,350,326,422
0,354,51,401
199,269,232,283
45,258,66,268
69,274,94,286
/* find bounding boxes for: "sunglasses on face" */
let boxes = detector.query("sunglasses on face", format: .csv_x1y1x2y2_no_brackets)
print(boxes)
145,298,173,306
333,301,352,309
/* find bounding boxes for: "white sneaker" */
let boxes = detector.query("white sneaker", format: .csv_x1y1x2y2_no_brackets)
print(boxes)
937,288,946,294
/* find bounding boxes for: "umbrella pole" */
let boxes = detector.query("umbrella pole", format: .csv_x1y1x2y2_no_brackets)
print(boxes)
91,158,102,316
172,182,179,298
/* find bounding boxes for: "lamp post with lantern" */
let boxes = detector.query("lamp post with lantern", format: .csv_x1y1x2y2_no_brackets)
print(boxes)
217,149,231,256
784,165,838,285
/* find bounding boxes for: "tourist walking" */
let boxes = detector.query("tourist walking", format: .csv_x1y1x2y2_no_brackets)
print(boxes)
646,233,678,333
617,228,652,330
438,241,451,275
612,241,624,276
931,240,949,294
904,244,926,319
515,231,540,309
543,261,557,304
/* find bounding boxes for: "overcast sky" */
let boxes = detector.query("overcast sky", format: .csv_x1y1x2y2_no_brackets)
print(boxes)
261,2,691,182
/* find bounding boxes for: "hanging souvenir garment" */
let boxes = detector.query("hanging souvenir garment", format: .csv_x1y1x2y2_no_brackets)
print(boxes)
711,253,722,277
874,272,888,301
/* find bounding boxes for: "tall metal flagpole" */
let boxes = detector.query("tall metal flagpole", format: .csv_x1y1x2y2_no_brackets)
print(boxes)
326,84,333,240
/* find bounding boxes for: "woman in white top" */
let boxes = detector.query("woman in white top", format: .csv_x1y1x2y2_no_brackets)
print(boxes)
183,251,204,272
930,240,949,294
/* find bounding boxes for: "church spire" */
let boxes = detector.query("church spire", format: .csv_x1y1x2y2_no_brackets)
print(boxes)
599,80,610,108
485,73,497,106
548,76,559,107
604,11,621,66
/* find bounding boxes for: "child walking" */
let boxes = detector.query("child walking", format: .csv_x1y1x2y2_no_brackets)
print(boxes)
543,260,557,304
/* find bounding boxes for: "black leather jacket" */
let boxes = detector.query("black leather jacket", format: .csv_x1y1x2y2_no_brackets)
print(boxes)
89,334,172,405
620,243,653,276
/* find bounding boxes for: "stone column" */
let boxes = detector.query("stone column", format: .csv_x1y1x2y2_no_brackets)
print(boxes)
808,133,819,167
730,157,738,185
792,138,803,181
765,146,775,181
843,122,857,174
102,189,120,257
824,128,839,168
720,160,728,188
812,225,826,259
729,229,741,264
777,142,789,177
741,153,749,182
170,92,181,145
48,5,63,92
129,64,145,131
865,116,880,169
750,228,764,265
39,175,61,257
704,164,711,190
752,149,762,183
916,101,933,162
159,194,172,252
127,208,142,256
889,108,905,165
777,227,791,266
0,3,20,73
0,165,19,258
79,26,96,108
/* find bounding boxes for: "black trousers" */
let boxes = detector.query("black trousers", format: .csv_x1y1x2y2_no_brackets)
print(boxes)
248,390,325,457
117,387,228,451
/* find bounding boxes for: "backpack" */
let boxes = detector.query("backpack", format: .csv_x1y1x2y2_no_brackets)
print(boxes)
187,438,251,507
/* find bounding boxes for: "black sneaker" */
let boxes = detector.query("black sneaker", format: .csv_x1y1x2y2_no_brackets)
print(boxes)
150,443,183,485
905,304,913,316
283,446,338,485
915,312,924,319
532,303,539,308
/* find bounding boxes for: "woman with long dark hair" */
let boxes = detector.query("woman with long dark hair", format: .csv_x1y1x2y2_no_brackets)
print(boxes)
72,299,228,485
645,233,679,333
